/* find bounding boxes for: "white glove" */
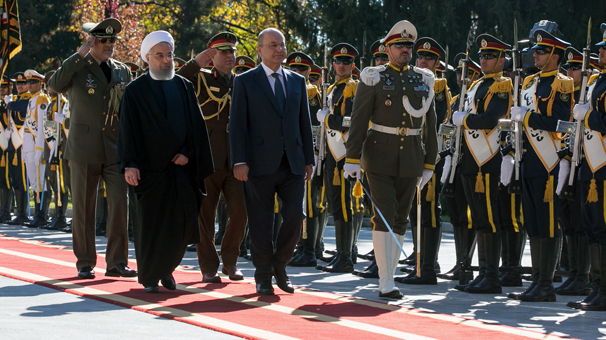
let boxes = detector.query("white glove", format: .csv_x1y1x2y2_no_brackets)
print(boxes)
556,159,571,196
417,169,434,189
3,129,10,140
452,111,466,126
54,112,65,124
316,109,329,124
510,106,528,122
440,155,452,184
343,163,361,179
4,95,12,104
34,150,43,166
573,103,590,121
500,155,514,186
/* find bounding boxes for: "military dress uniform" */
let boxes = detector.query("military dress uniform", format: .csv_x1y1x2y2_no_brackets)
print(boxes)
509,29,573,302
0,75,15,223
399,37,450,285
177,32,247,283
345,20,438,298
450,34,513,294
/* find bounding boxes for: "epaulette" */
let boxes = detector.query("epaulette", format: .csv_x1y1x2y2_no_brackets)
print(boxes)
552,73,574,94
35,95,48,106
434,78,447,94
522,72,541,90
307,83,320,99
467,78,482,92
588,73,600,87
487,75,512,94
450,94,459,107
343,78,358,98
412,66,435,89
360,65,386,86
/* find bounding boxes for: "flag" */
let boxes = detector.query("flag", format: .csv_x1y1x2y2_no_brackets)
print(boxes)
0,0,21,78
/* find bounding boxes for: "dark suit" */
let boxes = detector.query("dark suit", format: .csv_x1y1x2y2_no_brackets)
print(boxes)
229,64,314,282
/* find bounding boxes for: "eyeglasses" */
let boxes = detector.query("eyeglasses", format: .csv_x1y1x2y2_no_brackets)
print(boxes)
99,37,117,44
417,53,438,61
392,42,414,50
567,65,582,71
535,49,551,55
478,53,498,60
333,58,353,65
308,76,320,82
26,79,40,84
148,52,175,61
260,43,286,50
0,85,9,89
290,65,309,72
374,55,389,62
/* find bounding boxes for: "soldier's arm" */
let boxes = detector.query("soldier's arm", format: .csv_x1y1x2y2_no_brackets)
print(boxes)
48,52,87,93
423,103,438,169
325,109,348,132
345,82,374,163
176,59,201,81
585,97,606,133
525,92,572,132
464,89,510,130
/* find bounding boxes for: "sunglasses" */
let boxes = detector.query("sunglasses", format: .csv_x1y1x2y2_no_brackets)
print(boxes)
289,65,309,72
333,58,353,65
417,53,438,61
567,65,582,71
308,76,320,83
392,42,414,49
374,55,389,62
478,54,499,60
535,48,551,55
99,37,117,44
26,79,40,84
0,84,9,89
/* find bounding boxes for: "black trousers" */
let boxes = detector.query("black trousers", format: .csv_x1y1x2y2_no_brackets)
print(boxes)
522,175,560,238
581,179,606,245
498,185,523,233
244,154,305,282
461,172,501,233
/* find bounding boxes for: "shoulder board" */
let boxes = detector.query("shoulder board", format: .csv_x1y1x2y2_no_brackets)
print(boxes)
360,65,385,86
199,68,212,74
467,78,482,92
487,75,512,94
450,94,459,106
552,73,574,94
412,66,435,90
588,73,600,86
343,79,358,98
307,84,320,98
36,95,49,105
522,72,540,89
434,78,447,94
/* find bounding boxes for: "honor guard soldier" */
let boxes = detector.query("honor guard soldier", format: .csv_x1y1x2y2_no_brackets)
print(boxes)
177,32,247,283
569,23,606,311
352,67,360,80
398,37,449,285
555,47,591,296
309,64,322,86
124,62,140,79
173,57,186,70
449,34,512,294
345,20,438,298
234,55,255,75
6,73,32,226
315,42,360,273
23,69,51,228
285,51,324,267
437,53,480,281
370,40,389,67
0,75,14,223
42,71,71,231
509,29,573,302
48,18,135,280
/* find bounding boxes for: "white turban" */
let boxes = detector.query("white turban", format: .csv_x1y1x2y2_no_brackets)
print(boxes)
140,30,174,63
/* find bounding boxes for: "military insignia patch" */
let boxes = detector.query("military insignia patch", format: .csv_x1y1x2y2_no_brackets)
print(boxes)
524,78,536,90
385,99,392,106
481,39,487,48
379,45,385,52
498,92,508,99
423,42,431,50
295,56,301,63
537,34,543,43
40,104,47,110
401,30,407,38
436,92,445,101
239,59,245,65
310,98,318,106
106,26,113,35
568,52,573,61
560,93,570,102
341,47,348,54
88,88,94,95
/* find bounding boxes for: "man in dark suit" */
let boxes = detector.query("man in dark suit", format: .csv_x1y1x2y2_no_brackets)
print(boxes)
229,28,315,295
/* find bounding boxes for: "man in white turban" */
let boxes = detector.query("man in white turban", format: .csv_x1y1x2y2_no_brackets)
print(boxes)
117,30,214,293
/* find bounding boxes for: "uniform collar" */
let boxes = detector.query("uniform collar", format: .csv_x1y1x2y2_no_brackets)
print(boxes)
18,91,30,99
387,62,408,72
334,76,352,85
540,69,558,78
482,71,502,79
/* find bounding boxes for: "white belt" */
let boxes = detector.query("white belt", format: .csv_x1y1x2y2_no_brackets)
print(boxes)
370,122,421,136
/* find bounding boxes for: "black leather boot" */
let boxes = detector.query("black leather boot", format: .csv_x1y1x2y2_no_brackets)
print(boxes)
439,225,466,280
466,230,502,293
509,236,539,300
569,243,601,309
28,191,51,227
323,221,354,273
519,237,559,302
7,190,30,225
455,230,484,291
316,219,341,270
581,244,606,311
353,260,379,278
0,188,13,223
351,210,364,265
501,228,526,287
289,216,318,267
47,192,68,231
400,226,440,285
559,234,591,295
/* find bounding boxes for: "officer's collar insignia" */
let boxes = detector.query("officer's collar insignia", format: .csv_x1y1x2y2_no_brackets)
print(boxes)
106,26,113,35
239,59,245,65
481,39,487,48
423,42,431,49
379,45,385,52
295,56,301,63
537,34,543,43
568,52,573,61
341,47,348,54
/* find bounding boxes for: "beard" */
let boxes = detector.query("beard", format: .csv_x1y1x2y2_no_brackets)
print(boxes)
149,64,175,81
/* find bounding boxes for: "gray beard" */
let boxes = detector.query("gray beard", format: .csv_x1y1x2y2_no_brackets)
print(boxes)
149,66,174,81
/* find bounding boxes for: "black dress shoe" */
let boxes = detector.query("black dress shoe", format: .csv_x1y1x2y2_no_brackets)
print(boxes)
454,275,484,291
78,266,95,279
557,279,591,296
144,283,160,293
60,225,72,233
464,277,502,294
105,263,138,277
161,275,176,290
202,272,221,283
580,293,606,311
500,272,523,287
353,262,379,278
379,289,403,299
508,282,537,300
518,284,556,302
274,271,295,293
288,254,317,267
26,215,49,228
186,244,197,252
7,216,30,226
397,273,438,285
256,280,274,295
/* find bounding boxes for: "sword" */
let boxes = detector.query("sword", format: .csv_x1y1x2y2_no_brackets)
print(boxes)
416,185,421,277
55,94,63,206
360,31,367,71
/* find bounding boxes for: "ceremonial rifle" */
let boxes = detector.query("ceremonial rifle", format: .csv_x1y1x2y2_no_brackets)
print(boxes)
360,31,367,71
316,43,330,177
557,18,592,200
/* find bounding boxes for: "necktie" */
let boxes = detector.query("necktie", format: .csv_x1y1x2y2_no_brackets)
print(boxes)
100,61,112,82
271,72,285,114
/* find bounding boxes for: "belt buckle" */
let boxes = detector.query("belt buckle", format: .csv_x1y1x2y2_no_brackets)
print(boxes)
398,127,407,136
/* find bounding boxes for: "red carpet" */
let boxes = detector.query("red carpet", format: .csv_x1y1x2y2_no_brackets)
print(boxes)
0,235,573,340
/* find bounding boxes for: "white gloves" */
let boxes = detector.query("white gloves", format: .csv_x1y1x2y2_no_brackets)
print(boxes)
573,103,590,122
316,109,329,124
452,111,466,126
54,113,65,124
510,106,528,122
440,155,451,184
34,150,44,166
344,163,361,179
556,159,571,196
500,155,514,186
417,169,434,189
4,95,12,104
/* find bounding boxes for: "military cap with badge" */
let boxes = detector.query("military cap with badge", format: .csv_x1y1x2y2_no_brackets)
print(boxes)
309,63,322,83
454,52,482,79
476,33,511,74
82,18,122,42
173,57,186,70
331,43,358,64
234,56,255,75
370,40,389,65
286,52,313,72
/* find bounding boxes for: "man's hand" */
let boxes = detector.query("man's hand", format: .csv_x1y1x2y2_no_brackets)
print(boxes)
343,163,361,179
500,154,514,186
125,168,140,186
78,37,94,58
316,109,329,125
194,48,218,68
4,129,10,140
510,106,528,122
54,113,65,124
573,103,590,122
452,111,466,126
304,164,313,181
172,154,188,166
440,155,451,184
234,164,249,182
417,169,434,189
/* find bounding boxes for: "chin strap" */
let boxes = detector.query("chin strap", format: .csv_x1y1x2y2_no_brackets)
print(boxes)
540,48,556,71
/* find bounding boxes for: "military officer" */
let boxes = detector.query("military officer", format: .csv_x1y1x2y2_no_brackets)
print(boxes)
124,62,140,79
568,23,606,310
398,37,449,285
22,69,51,228
6,72,32,226
309,64,322,86
177,32,247,283
233,55,255,75
370,40,389,67
0,75,14,223
345,20,438,298
48,18,135,280
315,42,359,273
509,29,573,302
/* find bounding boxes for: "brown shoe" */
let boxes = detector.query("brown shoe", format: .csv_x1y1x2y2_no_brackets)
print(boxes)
222,265,244,280
202,272,221,283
